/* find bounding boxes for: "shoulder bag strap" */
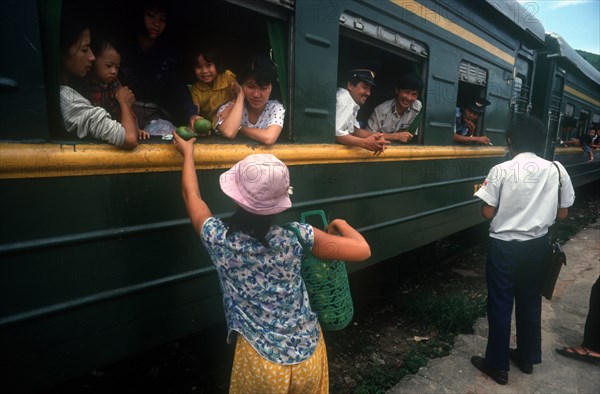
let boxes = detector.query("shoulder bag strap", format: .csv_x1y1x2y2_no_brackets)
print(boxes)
550,162,563,241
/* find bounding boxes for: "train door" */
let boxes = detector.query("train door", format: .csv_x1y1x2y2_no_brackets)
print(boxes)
511,54,534,118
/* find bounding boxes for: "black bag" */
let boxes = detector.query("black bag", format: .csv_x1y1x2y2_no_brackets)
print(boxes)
541,241,567,300
540,162,567,300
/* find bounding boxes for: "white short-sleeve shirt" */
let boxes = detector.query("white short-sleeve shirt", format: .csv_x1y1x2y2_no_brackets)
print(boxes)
475,152,575,241
335,88,360,137
217,100,285,129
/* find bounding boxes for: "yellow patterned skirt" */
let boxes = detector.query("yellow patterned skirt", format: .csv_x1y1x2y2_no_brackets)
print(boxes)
229,331,329,394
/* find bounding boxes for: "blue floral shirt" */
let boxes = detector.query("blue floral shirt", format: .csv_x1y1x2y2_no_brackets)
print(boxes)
201,217,320,365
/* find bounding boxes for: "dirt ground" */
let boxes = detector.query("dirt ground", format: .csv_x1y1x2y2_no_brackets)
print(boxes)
51,182,600,394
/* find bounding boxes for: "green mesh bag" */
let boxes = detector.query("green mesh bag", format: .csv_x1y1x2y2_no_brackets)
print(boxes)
288,210,354,331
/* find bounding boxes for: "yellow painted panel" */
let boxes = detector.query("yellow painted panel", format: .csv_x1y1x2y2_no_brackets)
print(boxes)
564,85,600,107
0,143,506,180
390,0,515,65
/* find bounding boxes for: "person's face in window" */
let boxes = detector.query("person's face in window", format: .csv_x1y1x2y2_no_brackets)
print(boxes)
463,108,480,122
396,88,419,112
144,8,167,40
63,28,95,78
347,81,372,106
194,55,218,85
243,77,272,110
92,46,120,84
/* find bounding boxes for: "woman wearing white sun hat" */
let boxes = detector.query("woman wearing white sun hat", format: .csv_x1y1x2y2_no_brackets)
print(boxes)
173,132,371,393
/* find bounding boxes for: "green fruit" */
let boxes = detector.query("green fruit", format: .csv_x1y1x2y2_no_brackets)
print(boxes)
193,118,212,136
176,126,196,141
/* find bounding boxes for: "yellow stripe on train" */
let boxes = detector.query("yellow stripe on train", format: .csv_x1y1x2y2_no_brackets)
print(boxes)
0,143,506,179
390,0,515,65
564,85,600,107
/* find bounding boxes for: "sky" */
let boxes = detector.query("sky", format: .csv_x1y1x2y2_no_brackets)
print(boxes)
517,0,600,54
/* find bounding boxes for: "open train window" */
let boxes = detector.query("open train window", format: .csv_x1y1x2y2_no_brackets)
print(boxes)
338,12,427,143
46,0,291,144
455,61,488,139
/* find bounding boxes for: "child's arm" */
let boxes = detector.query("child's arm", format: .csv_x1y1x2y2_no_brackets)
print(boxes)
311,219,371,262
216,88,245,139
173,132,212,236
116,86,140,149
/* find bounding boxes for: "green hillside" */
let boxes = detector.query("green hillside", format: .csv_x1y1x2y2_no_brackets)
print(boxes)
576,50,600,73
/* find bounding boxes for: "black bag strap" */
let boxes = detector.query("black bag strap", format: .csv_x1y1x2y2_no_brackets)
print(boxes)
552,161,562,207
550,162,563,242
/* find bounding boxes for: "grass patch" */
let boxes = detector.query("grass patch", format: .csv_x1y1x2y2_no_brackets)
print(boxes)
353,291,484,393
403,291,487,335
354,338,454,393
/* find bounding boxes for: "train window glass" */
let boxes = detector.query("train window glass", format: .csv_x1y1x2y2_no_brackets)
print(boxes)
511,75,531,116
578,110,590,136
565,104,574,117
50,0,291,145
338,13,427,142
593,114,600,126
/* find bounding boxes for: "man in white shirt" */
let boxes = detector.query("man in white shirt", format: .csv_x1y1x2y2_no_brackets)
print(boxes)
471,115,575,385
335,69,389,154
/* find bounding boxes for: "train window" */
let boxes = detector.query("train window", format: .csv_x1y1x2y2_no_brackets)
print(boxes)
578,110,590,136
565,104,574,117
338,12,427,142
455,61,488,140
48,0,291,145
511,75,531,116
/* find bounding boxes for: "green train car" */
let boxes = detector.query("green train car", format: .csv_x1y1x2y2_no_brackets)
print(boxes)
1,0,598,390
531,31,600,183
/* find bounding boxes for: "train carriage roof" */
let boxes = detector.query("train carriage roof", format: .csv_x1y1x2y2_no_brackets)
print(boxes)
545,32,600,85
483,0,545,45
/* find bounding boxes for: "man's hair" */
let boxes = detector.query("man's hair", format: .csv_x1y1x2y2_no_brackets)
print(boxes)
506,115,545,154
395,74,423,92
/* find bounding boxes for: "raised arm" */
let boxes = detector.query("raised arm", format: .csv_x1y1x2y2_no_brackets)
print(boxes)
172,132,212,236
116,86,139,149
216,88,245,139
311,219,371,262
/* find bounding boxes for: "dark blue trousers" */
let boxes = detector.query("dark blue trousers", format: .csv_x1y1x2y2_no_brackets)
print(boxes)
485,234,549,371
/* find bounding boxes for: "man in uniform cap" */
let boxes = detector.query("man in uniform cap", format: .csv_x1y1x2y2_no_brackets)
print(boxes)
454,97,491,145
335,67,390,154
